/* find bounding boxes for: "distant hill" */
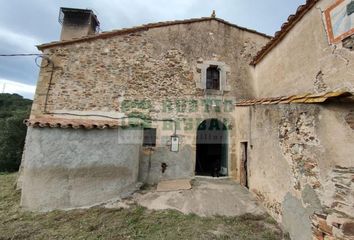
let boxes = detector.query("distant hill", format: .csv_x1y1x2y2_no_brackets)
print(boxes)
0,93,32,118
0,94,32,172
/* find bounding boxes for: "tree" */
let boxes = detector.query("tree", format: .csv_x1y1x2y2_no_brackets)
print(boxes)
0,94,32,172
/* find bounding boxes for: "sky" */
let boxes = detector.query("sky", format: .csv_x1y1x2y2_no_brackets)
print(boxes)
0,0,305,99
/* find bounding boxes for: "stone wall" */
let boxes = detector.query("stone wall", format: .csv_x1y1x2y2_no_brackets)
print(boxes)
253,0,354,98
20,127,142,211
245,3,354,235
33,20,269,118
234,103,354,240
311,166,354,240
30,19,269,184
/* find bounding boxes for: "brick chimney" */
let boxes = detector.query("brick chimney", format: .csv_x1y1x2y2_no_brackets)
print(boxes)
59,7,100,41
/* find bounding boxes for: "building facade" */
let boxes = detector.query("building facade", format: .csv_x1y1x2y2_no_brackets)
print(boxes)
20,0,354,239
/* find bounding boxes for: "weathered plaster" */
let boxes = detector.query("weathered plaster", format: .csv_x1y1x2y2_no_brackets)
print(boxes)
21,127,142,211
235,103,354,239
139,145,194,184
282,188,321,240
254,0,354,98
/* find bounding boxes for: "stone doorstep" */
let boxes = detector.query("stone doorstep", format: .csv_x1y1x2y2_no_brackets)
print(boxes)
156,179,192,192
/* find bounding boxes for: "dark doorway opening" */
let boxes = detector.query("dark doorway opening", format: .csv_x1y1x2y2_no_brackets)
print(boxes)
195,119,228,177
240,142,249,188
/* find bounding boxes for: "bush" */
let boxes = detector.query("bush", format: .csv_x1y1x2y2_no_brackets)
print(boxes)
0,94,32,172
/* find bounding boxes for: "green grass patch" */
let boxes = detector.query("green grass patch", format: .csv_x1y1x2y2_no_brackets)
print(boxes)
0,173,286,240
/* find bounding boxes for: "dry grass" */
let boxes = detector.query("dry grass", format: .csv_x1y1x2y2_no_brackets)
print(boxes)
0,173,286,240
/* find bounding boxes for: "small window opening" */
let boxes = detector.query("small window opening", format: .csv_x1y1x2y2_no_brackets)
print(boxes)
206,65,220,90
347,1,354,16
143,128,156,147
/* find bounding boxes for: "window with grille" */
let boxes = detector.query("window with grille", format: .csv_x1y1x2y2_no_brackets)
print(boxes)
143,128,156,147
206,66,220,90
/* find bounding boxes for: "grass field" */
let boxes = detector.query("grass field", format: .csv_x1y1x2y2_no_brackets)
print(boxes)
0,173,287,240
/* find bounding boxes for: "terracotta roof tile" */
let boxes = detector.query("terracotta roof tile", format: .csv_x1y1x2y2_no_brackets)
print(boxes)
24,117,134,129
236,91,353,106
251,0,319,65
37,17,271,50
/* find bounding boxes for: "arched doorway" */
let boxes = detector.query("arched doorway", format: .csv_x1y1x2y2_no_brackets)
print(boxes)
195,119,228,177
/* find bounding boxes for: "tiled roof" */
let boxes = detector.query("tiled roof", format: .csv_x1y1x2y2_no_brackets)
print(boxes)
251,0,319,65
24,117,127,129
236,91,353,106
37,17,271,50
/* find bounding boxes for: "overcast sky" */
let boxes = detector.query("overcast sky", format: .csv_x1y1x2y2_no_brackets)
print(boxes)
0,0,305,99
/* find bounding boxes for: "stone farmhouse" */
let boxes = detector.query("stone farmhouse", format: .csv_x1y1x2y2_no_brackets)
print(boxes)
19,0,353,239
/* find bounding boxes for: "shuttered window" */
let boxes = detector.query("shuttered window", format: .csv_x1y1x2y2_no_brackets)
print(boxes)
206,66,220,90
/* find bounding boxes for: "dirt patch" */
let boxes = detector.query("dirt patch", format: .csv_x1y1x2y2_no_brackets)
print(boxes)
0,173,287,240
133,178,266,217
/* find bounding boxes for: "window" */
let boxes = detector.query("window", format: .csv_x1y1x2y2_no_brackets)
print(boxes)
196,61,230,91
143,128,156,147
347,1,354,16
206,66,220,90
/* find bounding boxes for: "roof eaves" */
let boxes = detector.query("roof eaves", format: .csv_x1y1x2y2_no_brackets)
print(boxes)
37,17,271,50
24,117,142,129
235,91,353,106
250,0,319,66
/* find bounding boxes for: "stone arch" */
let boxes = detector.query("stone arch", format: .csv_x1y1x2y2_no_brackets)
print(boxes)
195,118,228,177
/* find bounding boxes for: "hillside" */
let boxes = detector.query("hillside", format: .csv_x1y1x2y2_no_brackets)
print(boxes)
0,93,32,172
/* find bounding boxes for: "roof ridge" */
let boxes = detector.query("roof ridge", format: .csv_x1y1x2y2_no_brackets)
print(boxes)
251,0,319,66
37,17,271,50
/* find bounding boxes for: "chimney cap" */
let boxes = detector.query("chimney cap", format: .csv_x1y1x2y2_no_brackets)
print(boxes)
59,7,100,27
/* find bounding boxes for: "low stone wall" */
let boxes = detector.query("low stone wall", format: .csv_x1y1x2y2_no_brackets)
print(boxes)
20,127,142,211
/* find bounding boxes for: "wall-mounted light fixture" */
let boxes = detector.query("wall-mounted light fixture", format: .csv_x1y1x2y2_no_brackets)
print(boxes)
170,135,179,152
